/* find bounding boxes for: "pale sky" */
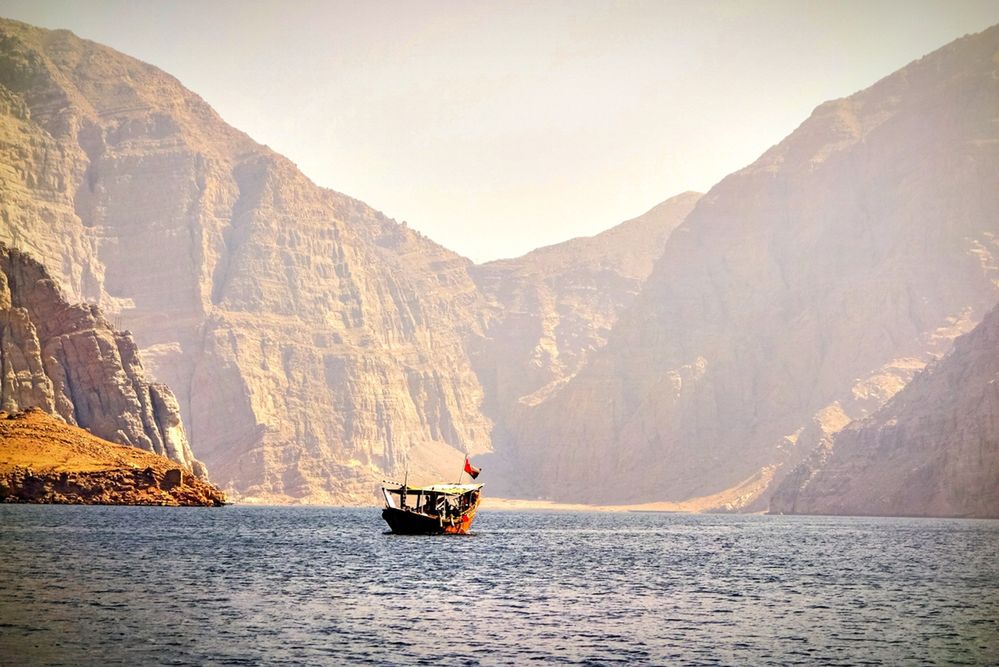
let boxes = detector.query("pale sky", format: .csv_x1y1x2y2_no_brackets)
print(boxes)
2,1,999,262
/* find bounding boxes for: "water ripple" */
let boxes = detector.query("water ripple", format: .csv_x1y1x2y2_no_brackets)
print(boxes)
0,507,997,665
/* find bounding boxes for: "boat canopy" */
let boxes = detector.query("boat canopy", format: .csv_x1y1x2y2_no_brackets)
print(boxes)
383,483,482,495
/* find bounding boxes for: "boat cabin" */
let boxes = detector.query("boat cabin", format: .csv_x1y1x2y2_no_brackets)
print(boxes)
382,483,481,519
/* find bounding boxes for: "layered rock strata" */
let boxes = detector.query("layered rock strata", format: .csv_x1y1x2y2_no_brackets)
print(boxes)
0,242,205,475
770,301,999,518
0,408,224,506
505,25,999,505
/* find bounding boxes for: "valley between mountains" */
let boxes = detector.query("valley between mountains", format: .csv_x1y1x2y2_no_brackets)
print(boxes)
1,18,997,516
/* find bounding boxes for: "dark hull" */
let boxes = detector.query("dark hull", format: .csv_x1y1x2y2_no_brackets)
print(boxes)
382,504,478,535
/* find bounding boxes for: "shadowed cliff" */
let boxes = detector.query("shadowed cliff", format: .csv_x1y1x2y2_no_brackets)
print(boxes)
504,25,999,506
771,299,999,518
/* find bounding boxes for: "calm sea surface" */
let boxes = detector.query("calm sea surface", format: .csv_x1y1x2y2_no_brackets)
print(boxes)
0,506,996,665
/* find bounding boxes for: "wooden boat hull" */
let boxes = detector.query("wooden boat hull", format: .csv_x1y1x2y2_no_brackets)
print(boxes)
382,504,478,535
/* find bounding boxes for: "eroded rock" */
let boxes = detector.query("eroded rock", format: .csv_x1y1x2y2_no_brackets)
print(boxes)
0,243,206,477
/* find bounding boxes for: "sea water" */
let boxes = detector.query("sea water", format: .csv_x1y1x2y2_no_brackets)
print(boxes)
0,506,996,665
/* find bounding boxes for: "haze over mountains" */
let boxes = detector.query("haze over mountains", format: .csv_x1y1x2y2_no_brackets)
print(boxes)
1,17,997,515
771,300,999,518
507,25,999,509
469,192,701,453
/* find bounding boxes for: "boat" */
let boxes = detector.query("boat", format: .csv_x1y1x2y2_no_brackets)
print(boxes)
380,482,483,535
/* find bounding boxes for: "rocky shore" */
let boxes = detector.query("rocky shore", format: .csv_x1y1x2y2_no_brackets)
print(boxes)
0,409,225,506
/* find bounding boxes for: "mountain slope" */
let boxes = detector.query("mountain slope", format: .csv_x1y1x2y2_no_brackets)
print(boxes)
507,25,999,505
5,17,997,510
465,193,701,495
0,18,492,502
770,300,999,518
468,192,700,447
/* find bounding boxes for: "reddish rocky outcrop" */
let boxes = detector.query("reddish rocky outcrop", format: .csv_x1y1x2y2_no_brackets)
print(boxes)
0,408,224,506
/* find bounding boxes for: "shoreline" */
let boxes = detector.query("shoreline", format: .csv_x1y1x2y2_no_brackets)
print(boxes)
226,496,727,513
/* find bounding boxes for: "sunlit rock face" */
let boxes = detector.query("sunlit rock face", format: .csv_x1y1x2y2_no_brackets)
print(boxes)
771,301,999,519
506,25,999,506
0,19,493,502
0,19,710,504
0,243,205,477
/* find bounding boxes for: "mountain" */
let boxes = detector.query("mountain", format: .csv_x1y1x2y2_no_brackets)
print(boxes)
466,192,700,491
505,25,999,506
0,242,204,476
770,300,999,518
472,192,700,416
0,18,495,502
0,407,224,506
0,18,709,503
4,17,997,510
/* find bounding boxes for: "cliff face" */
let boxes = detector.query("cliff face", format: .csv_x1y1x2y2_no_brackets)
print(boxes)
0,243,204,476
506,26,999,505
770,301,999,519
468,193,700,485
0,19,491,502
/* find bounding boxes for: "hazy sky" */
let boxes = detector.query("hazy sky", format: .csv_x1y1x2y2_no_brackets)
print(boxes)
3,1,999,261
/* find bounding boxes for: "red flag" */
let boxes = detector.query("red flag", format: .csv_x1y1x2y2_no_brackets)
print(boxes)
463,456,481,479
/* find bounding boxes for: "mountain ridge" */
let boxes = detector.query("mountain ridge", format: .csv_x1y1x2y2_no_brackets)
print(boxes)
3,17,997,509
0,17,698,502
503,22,999,506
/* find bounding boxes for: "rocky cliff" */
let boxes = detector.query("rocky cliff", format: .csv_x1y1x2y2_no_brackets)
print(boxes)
505,25,999,505
770,300,999,518
0,243,205,475
468,192,700,486
0,408,224,506
0,18,492,502
4,16,998,509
